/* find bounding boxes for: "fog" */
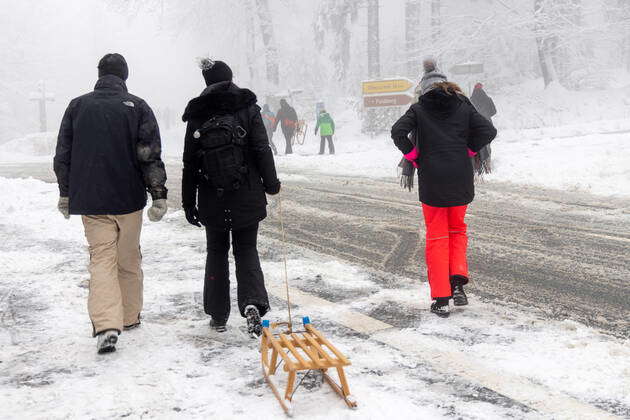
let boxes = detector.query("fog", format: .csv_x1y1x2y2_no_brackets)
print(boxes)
1,0,629,143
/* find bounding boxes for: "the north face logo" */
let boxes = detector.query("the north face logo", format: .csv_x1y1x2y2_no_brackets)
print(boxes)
123,101,135,107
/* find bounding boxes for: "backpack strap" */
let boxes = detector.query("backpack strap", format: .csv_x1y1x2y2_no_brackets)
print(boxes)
232,106,251,146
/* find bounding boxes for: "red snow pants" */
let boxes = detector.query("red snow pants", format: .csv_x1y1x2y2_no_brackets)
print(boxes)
421,204,469,299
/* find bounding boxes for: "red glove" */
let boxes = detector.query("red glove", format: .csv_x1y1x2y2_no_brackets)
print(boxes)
468,149,477,157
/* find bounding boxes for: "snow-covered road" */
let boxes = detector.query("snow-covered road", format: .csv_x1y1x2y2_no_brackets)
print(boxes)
1,177,629,419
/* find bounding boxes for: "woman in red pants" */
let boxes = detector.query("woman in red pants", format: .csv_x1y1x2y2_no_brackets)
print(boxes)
391,61,497,317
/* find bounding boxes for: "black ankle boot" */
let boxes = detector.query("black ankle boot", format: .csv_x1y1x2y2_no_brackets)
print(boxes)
430,297,450,318
451,275,469,306
210,318,227,332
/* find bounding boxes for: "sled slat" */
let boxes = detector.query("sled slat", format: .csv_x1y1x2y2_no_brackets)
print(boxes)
279,333,310,369
290,333,324,369
263,328,296,371
301,332,337,366
305,324,350,365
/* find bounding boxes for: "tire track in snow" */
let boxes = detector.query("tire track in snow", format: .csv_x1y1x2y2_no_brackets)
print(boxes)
1,163,627,336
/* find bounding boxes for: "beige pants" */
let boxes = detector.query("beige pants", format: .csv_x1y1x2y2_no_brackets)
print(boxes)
82,210,143,336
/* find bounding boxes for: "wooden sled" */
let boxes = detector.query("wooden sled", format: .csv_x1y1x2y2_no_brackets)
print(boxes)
261,317,357,417
291,120,308,146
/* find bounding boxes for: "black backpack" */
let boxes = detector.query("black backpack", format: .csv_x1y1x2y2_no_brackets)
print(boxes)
194,113,248,196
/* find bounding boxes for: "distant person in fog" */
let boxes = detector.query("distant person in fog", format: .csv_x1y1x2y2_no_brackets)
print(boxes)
470,83,496,121
261,104,278,155
314,109,335,155
273,98,298,154
470,82,496,174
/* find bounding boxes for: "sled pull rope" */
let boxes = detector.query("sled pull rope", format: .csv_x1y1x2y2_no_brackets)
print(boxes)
278,196,293,333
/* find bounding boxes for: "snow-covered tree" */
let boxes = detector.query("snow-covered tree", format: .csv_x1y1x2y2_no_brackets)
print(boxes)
367,0,381,78
313,0,360,81
254,0,280,87
405,0,422,77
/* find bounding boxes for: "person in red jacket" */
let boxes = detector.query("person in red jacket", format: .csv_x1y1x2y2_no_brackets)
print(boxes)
391,60,497,317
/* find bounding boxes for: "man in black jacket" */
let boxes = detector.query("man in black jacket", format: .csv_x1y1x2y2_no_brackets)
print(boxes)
53,53,168,354
181,59,280,337
470,83,496,121
273,98,298,154
470,83,497,172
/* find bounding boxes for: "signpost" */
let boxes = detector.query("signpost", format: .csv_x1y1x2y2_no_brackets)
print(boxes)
361,77,415,134
449,62,484,75
362,78,414,95
449,62,484,95
361,77,416,110
363,93,414,108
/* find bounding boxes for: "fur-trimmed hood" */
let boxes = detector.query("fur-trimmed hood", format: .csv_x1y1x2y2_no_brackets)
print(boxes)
182,81,257,122
419,88,465,119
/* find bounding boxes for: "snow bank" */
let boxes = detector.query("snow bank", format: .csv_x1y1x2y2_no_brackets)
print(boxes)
487,128,630,198
490,80,630,130
0,132,57,163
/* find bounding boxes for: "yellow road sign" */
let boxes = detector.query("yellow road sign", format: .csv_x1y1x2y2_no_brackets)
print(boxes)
362,78,414,95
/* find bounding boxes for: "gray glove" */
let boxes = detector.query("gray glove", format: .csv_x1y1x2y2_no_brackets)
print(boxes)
58,196,70,219
148,199,167,222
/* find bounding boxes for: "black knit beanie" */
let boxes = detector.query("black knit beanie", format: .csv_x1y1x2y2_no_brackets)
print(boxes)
98,53,129,81
200,59,233,86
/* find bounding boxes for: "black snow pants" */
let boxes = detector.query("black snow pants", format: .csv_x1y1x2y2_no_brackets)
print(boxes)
319,135,335,155
203,223,270,322
282,128,294,154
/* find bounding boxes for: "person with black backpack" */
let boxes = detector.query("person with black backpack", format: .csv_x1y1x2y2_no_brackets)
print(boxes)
181,58,281,337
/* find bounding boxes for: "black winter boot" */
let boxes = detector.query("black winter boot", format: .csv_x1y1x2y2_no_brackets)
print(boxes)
430,297,450,318
210,318,227,333
451,275,469,306
245,305,262,338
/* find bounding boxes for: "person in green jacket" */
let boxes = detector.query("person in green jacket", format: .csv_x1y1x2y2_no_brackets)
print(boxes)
314,109,335,155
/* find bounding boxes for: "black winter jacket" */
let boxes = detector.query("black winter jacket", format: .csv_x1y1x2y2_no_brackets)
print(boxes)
391,89,497,207
53,75,167,215
273,104,298,135
470,87,497,121
182,82,279,231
